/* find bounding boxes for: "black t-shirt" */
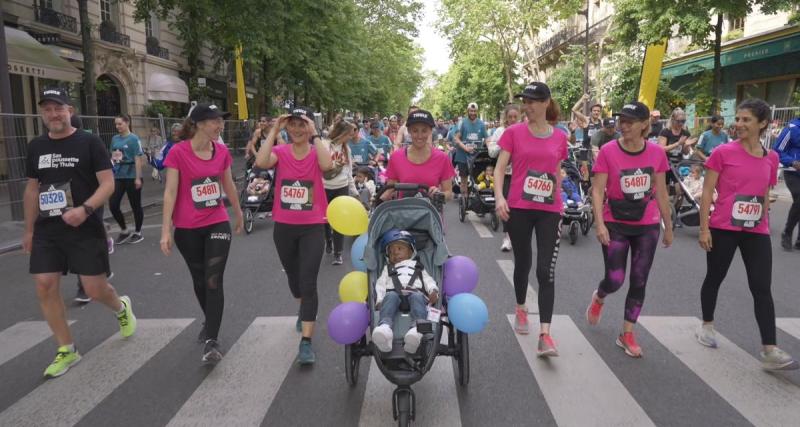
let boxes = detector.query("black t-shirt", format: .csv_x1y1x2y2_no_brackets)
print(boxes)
658,127,691,162
648,121,663,139
26,129,112,235
582,120,603,149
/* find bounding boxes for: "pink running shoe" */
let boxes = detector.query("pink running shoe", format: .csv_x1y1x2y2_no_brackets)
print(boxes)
514,306,529,335
616,332,642,358
537,333,559,357
586,290,603,326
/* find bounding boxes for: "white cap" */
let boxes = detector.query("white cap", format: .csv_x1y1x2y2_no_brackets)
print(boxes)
467,102,478,110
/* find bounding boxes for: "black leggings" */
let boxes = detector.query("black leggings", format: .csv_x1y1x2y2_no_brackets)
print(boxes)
502,176,511,233
507,208,561,323
273,222,324,323
597,225,660,323
324,186,350,254
110,178,143,232
701,228,775,345
173,221,232,341
783,172,800,238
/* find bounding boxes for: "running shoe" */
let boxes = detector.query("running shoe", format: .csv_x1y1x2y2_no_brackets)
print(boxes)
501,236,512,252
403,327,423,354
332,253,343,265
760,347,799,371
202,339,223,364
537,333,559,357
325,239,333,254
514,306,529,335
128,232,144,244
586,290,603,326
117,295,137,338
372,324,393,353
795,239,800,250
107,237,115,254
74,284,91,303
616,332,643,358
197,323,207,343
297,340,316,365
695,324,718,348
117,231,132,244
781,233,793,251
43,345,81,378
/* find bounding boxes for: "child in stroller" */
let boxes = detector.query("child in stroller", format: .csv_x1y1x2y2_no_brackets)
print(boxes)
561,161,593,244
476,164,495,191
371,229,440,354
239,167,275,233
561,166,583,209
355,166,377,210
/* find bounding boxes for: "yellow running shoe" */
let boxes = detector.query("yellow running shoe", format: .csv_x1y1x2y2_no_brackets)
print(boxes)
43,346,81,378
117,295,137,338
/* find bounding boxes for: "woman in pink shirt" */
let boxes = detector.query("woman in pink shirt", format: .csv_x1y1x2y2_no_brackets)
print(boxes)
585,101,673,358
696,99,797,371
160,103,244,364
494,82,567,357
255,106,332,365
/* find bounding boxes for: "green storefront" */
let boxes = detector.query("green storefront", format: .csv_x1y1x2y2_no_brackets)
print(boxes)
662,26,800,125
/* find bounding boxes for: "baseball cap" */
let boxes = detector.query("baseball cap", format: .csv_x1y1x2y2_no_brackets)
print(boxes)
515,82,551,101
370,121,381,129
467,102,478,110
289,106,315,121
189,103,231,122
38,88,71,106
650,110,661,117
603,118,617,128
613,101,650,121
405,109,435,128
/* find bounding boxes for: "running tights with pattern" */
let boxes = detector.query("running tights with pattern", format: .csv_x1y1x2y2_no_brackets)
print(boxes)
173,221,231,340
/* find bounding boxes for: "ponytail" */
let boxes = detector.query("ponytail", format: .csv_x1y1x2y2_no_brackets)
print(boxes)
178,117,196,141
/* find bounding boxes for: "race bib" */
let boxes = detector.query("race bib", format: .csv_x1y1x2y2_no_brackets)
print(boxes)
619,167,653,201
353,154,364,164
280,179,313,211
731,195,764,228
427,307,441,323
191,177,222,209
111,150,123,164
38,182,72,217
466,132,479,142
522,170,555,204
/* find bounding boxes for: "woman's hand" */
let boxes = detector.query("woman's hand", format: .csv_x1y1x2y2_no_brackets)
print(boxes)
495,196,510,222
234,211,244,234
698,229,713,251
596,223,610,246
428,291,439,305
160,231,172,256
662,227,673,248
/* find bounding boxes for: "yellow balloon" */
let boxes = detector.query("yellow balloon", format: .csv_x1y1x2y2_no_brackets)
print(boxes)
339,271,368,303
327,196,369,236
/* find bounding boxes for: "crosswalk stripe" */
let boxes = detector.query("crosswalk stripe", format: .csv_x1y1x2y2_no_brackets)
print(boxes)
776,318,800,340
639,316,800,426
507,314,655,427
0,318,192,427
167,317,297,427
0,320,75,366
497,260,538,314
359,336,462,427
467,214,493,238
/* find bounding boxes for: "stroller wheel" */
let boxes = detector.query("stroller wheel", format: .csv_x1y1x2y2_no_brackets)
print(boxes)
569,221,579,245
490,212,499,231
581,213,591,236
458,197,466,223
244,209,254,234
452,330,470,386
344,336,364,387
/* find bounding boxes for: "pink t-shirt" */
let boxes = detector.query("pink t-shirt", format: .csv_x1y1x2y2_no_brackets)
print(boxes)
271,144,328,225
497,123,568,213
592,140,670,225
164,141,232,229
705,141,778,235
385,147,456,188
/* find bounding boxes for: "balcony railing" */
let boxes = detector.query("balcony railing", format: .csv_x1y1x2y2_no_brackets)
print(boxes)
34,5,78,33
538,15,612,58
100,30,131,48
147,44,170,60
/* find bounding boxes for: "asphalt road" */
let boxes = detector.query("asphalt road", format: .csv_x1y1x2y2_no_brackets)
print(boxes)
1,197,799,427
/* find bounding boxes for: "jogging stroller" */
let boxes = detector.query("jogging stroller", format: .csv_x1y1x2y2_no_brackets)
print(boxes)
670,158,704,228
561,160,593,245
458,149,499,230
238,167,274,234
345,185,469,426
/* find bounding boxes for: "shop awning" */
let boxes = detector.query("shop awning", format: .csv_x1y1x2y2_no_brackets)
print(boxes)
147,72,189,103
5,27,82,82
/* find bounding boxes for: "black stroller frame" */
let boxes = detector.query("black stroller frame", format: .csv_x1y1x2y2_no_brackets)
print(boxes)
238,166,275,234
561,159,594,244
458,149,500,230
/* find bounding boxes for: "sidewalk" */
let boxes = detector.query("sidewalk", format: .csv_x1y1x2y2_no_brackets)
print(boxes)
0,156,247,254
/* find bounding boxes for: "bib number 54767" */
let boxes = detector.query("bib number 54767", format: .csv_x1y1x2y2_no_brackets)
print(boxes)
282,186,307,204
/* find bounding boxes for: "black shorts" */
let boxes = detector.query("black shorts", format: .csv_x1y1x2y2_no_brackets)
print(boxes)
30,228,109,276
454,161,469,177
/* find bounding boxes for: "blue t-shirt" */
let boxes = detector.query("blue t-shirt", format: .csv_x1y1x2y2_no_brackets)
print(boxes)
366,134,393,158
697,129,729,156
110,133,143,179
453,118,487,162
350,138,378,165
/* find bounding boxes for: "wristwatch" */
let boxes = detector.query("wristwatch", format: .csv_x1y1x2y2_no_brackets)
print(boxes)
82,204,95,216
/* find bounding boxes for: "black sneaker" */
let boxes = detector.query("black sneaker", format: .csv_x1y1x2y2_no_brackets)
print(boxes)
781,233,793,251
197,323,207,343
795,240,800,250
117,231,132,244
128,232,144,244
332,253,343,265
74,284,91,303
325,239,333,254
202,339,223,364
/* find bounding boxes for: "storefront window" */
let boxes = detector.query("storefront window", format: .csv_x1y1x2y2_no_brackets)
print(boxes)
766,79,797,108
738,82,766,102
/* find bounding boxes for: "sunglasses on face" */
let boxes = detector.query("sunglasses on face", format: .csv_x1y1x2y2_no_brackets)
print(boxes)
675,119,686,123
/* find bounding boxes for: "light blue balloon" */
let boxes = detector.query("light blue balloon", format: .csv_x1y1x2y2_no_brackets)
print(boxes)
447,293,489,334
350,233,369,272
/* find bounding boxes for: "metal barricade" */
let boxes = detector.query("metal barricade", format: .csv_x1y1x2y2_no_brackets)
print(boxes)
766,106,800,148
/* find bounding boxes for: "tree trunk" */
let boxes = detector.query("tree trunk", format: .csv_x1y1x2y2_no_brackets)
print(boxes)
504,62,514,102
78,0,96,117
711,13,723,115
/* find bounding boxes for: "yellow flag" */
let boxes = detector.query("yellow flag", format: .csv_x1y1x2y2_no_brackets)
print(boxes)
235,43,248,120
637,41,667,110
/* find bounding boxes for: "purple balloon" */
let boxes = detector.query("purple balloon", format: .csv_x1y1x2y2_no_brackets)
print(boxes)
327,302,370,345
442,256,479,297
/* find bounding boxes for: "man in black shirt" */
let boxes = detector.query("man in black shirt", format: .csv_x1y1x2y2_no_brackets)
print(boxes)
23,88,137,378
648,110,663,139
590,118,621,151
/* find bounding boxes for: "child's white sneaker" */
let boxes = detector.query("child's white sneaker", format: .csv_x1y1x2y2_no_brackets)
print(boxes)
403,327,423,354
372,324,393,353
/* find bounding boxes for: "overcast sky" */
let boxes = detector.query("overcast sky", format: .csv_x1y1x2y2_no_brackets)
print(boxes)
415,0,451,76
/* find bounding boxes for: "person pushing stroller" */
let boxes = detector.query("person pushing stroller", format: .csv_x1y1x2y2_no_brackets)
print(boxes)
372,229,440,354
